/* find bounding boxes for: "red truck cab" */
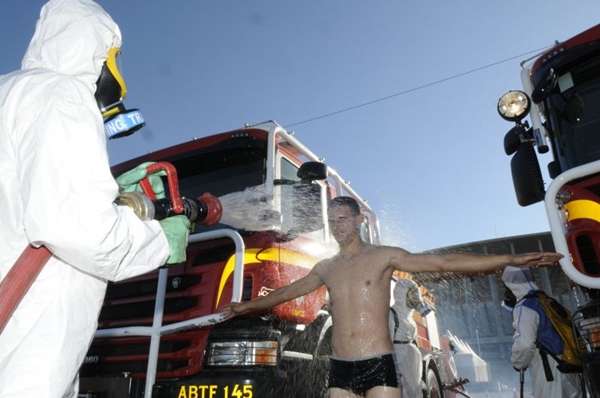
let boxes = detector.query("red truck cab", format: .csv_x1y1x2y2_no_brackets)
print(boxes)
497,24,600,396
80,121,379,397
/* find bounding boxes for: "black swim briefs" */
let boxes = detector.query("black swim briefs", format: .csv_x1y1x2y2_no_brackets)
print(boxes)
328,353,399,396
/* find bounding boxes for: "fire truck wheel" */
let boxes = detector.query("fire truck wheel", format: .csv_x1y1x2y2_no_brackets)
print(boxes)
424,366,443,398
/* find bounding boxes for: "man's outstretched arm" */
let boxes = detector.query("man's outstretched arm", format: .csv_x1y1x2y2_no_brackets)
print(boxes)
224,267,324,317
384,246,562,274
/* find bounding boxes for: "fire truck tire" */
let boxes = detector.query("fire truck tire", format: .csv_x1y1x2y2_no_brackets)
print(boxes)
424,366,444,398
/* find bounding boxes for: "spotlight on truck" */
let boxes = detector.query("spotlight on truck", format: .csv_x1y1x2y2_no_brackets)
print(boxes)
497,90,531,122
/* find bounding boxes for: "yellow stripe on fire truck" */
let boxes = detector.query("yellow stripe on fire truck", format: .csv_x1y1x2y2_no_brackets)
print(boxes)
215,248,318,308
565,199,600,223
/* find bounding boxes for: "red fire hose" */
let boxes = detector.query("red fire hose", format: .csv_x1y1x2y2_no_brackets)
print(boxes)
0,246,52,333
0,161,221,334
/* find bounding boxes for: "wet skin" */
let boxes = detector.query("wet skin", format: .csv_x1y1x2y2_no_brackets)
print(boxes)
316,246,399,398
316,243,396,359
225,204,562,398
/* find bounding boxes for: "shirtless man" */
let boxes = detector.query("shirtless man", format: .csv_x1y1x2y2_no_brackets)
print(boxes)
225,196,561,398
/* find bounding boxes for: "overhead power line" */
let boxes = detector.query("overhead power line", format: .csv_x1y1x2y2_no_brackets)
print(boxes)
285,46,548,128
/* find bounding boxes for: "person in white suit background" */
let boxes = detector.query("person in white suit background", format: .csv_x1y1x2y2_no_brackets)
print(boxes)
502,266,581,398
389,278,429,397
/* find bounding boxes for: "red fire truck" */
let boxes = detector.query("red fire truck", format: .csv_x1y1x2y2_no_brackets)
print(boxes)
497,23,600,396
79,121,466,397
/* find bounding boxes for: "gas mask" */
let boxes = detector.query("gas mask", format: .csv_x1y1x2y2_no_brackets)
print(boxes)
501,284,517,312
95,48,145,139
406,285,433,317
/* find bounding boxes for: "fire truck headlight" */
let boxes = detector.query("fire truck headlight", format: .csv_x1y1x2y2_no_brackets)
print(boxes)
497,90,531,122
205,340,279,366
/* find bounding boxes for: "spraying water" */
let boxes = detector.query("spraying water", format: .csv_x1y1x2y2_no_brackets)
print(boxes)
216,184,338,261
377,205,418,251
217,186,281,231
374,204,527,398
214,184,336,397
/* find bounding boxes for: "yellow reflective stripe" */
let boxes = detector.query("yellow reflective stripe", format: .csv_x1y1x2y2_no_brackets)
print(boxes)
106,47,127,99
215,249,262,309
214,248,318,308
255,247,279,262
565,199,600,223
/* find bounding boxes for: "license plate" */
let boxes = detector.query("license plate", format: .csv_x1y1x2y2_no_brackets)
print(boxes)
176,384,253,398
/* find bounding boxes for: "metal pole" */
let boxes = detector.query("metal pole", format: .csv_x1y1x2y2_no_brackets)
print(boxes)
475,328,481,355
545,159,600,288
94,229,246,398
144,267,169,398
519,369,525,398
189,229,246,303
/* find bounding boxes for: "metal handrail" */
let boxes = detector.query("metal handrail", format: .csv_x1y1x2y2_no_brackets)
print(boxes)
545,159,600,289
93,229,246,398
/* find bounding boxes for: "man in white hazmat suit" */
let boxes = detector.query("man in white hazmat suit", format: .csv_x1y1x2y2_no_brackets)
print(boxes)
388,278,427,397
0,1,189,396
501,266,582,398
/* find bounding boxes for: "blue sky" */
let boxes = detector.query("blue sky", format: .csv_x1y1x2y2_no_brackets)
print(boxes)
2,1,599,251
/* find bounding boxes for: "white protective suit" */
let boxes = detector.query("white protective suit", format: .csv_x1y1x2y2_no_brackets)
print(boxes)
0,1,170,396
501,266,582,398
389,279,426,397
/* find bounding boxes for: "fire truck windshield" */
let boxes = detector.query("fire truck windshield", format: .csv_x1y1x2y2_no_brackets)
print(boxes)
546,56,600,170
170,137,267,199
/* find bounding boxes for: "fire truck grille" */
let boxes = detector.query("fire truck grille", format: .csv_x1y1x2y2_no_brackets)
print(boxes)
84,239,241,379
79,332,209,378
576,235,600,276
